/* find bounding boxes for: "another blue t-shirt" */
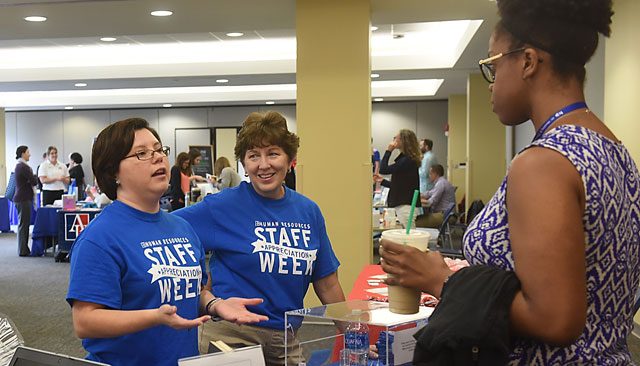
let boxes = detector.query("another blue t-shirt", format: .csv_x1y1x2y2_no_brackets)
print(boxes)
372,149,381,173
67,200,207,366
174,182,340,329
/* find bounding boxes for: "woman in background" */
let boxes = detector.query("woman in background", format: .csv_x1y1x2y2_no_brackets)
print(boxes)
38,146,70,206
68,152,86,200
213,156,242,190
14,145,38,257
169,152,192,211
187,149,209,186
374,129,421,228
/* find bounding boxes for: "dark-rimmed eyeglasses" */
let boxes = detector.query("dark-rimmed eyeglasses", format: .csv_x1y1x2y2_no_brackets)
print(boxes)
478,47,525,84
123,146,170,161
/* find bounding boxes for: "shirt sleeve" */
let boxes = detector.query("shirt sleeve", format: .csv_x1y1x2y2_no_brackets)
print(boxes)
310,207,340,282
172,198,217,251
219,168,232,189
379,150,396,175
67,238,124,309
428,178,445,209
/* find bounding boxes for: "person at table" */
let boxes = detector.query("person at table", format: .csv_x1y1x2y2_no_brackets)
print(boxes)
187,149,209,186
174,111,346,364
14,145,38,257
213,156,242,190
380,0,639,364
66,118,267,366
373,129,421,228
68,152,86,200
169,152,192,211
415,164,456,229
38,146,70,206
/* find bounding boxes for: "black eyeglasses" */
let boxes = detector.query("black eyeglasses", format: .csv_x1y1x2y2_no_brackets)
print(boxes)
123,146,170,161
478,47,525,84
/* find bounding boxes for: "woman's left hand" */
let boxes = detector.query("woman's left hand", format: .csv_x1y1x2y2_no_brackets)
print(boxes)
379,239,453,298
213,297,270,325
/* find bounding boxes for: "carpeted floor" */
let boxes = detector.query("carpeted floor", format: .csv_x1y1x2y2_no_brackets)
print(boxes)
1,227,640,363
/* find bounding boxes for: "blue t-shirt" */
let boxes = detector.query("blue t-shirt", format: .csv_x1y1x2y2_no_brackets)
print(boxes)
174,182,340,329
372,149,381,173
66,200,207,366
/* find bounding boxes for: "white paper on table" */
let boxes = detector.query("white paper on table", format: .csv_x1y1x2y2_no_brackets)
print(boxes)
365,287,389,295
178,345,264,366
392,322,428,365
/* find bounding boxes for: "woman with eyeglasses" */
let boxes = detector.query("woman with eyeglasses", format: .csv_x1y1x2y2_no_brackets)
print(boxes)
381,0,640,364
66,118,266,366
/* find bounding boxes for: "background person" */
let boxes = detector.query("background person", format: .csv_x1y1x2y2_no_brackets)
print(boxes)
38,146,70,206
381,0,640,364
66,118,266,366
187,149,209,185
418,139,437,193
13,145,38,257
169,152,192,211
374,129,422,228
213,156,242,190
415,164,456,228
174,111,346,365
68,152,86,200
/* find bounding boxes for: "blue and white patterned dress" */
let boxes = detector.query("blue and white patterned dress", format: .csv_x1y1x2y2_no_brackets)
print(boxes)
463,125,640,365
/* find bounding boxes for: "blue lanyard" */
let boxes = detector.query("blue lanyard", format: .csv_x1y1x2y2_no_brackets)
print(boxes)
532,101,587,142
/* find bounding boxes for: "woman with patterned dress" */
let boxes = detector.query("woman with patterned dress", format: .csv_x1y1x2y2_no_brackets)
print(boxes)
379,0,640,364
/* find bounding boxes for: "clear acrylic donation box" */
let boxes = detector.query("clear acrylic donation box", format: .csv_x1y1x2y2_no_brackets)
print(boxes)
284,300,433,366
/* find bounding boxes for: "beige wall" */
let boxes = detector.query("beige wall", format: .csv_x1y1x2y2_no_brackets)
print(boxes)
296,0,372,307
466,73,506,213
447,94,467,204
605,0,640,165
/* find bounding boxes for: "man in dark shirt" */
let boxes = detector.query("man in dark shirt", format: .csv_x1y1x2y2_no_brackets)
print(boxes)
14,146,39,256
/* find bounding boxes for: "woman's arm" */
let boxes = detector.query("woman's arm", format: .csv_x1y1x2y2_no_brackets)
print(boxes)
506,147,586,346
71,300,210,339
313,271,346,305
378,150,396,175
169,166,183,199
189,175,207,183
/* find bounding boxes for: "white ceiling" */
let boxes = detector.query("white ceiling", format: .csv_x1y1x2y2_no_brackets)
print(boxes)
0,0,500,111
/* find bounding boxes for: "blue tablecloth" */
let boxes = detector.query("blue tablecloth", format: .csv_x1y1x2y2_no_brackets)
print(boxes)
31,206,60,256
0,197,11,232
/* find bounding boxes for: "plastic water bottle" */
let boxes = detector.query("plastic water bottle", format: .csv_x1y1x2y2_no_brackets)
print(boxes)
345,321,369,366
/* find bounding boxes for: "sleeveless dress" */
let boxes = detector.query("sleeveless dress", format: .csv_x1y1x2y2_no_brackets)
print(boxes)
463,125,640,365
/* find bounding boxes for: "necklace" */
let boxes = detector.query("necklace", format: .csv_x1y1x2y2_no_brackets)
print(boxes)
532,101,588,142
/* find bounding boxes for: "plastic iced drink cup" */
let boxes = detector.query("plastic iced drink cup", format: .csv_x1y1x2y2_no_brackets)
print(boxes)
381,229,430,314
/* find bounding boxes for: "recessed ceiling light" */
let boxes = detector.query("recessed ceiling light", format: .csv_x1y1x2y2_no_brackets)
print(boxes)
265,101,275,105
24,16,47,22
371,73,380,78
374,98,384,102
150,10,173,17
371,26,378,31
216,79,229,83
64,106,74,110
226,32,244,37
100,37,117,42
74,83,87,87
162,104,172,108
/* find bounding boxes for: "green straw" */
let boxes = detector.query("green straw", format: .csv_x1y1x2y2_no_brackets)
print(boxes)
406,189,419,234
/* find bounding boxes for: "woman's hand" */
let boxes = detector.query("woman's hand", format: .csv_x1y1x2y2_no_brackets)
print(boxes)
373,173,383,183
387,140,398,152
157,304,210,330
211,297,269,325
379,239,452,298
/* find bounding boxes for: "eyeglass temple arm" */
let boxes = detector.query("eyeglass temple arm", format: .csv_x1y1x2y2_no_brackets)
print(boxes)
478,53,503,65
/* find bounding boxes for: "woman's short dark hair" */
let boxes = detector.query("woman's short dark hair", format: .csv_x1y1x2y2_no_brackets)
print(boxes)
70,152,83,164
16,145,28,160
92,118,161,200
234,111,299,164
496,0,613,84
